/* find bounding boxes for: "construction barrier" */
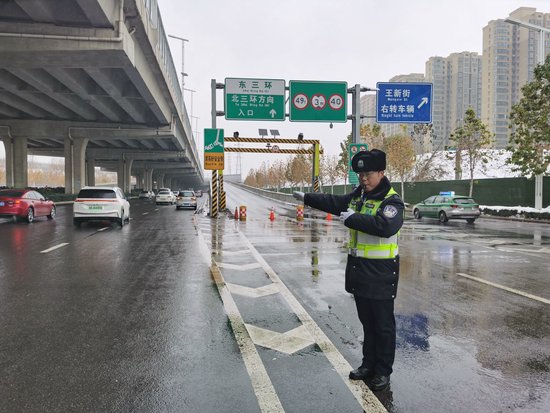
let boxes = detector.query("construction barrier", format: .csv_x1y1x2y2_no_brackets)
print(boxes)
239,205,247,221
296,205,304,221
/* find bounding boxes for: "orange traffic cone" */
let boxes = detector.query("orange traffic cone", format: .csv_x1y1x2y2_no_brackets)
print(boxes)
326,213,332,221
234,207,239,220
269,207,275,221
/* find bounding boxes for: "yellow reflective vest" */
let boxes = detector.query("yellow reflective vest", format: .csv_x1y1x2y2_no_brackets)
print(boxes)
347,188,399,259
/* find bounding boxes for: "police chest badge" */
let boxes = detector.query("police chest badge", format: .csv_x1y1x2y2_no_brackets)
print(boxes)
383,205,398,218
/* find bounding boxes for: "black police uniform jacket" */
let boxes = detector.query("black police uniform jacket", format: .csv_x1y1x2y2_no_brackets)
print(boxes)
303,176,404,300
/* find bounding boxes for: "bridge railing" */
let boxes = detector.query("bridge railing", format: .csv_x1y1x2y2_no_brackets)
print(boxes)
140,0,200,170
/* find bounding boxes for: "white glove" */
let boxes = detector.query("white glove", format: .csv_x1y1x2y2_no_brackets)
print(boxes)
340,208,355,223
293,191,305,202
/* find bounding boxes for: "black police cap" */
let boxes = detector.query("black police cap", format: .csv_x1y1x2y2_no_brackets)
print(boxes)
351,149,386,173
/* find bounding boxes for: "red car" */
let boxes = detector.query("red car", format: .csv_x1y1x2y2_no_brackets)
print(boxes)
0,189,56,223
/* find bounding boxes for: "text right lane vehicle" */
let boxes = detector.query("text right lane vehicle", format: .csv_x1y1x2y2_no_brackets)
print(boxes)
413,191,481,223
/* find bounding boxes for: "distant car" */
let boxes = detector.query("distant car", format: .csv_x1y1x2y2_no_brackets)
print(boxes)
138,190,154,200
73,186,130,227
0,188,56,223
155,188,175,205
176,190,197,210
413,191,481,223
195,189,203,197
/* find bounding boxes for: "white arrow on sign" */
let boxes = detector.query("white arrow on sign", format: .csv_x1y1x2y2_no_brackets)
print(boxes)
417,97,429,109
269,109,277,118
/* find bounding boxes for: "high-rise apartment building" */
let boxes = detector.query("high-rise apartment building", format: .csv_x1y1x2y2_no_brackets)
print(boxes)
425,56,448,149
482,7,550,148
425,52,482,150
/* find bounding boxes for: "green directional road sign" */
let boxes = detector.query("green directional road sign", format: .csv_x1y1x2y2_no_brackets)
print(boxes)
225,78,285,121
204,128,224,170
348,143,369,185
289,80,348,122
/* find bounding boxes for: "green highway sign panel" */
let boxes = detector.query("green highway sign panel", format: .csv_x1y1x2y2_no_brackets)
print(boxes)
348,143,368,185
225,78,285,121
204,128,224,170
289,80,348,122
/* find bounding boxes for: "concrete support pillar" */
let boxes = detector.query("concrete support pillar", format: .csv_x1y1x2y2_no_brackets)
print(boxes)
64,137,88,193
124,159,133,193
117,158,134,193
145,168,153,190
1,137,14,187
73,138,88,192
117,158,124,190
64,137,73,194
86,157,96,187
13,137,28,188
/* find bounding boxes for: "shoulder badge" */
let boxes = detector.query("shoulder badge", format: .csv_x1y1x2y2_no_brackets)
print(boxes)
383,205,398,218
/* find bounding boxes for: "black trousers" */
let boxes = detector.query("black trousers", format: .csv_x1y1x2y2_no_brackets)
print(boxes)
354,295,396,376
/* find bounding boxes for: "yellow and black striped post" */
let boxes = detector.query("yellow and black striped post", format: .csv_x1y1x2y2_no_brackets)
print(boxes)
219,170,226,211
313,142,321,192
211,170,218,218
313,177,320,193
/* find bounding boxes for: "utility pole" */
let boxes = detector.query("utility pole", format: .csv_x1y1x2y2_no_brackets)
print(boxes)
168,35,189,104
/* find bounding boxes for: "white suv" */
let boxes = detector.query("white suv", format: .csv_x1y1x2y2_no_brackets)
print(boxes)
73,186,130,227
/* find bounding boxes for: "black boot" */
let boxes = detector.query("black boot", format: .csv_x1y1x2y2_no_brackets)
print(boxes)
349,366,375,381
369,375,390,391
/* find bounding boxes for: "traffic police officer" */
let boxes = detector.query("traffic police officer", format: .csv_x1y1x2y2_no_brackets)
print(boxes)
293,149,404,391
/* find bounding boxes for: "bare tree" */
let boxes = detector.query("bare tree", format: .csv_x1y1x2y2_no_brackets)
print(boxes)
409,123,446,181
385,134,415,202
320,154,340,194
450,107,493,197
360,124,384,149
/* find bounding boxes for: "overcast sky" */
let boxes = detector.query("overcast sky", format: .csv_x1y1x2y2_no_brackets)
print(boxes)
2,1,548,178
157,0,547,175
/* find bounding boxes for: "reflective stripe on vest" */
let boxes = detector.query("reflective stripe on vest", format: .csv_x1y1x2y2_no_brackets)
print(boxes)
347,188,399,259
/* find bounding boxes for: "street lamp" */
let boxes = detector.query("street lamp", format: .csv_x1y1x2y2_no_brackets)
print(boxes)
168,34,189,99
184,87,196,117
504,17,549,209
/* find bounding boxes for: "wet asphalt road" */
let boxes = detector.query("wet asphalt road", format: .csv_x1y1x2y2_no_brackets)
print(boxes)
1,185,549,412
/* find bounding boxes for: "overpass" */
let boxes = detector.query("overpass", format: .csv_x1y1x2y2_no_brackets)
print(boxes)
0,0,204,192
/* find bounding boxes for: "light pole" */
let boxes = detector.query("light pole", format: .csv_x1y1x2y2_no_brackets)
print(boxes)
168,34,189,102
504,17,549,209
184,87,196,117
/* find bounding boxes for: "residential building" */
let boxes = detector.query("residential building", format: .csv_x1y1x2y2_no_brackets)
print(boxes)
482,7,550,148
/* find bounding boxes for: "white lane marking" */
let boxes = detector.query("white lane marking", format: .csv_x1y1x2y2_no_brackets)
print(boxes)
142,212,149,215
457,272,550,304
40,243,69,254
196,225,285,413
217,262,262,271
245,324,315,355
97,227,109,232
226,282,280,298
238,233,386,412
154,208,159,212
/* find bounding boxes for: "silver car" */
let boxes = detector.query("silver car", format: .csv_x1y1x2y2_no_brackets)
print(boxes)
176,190,197,210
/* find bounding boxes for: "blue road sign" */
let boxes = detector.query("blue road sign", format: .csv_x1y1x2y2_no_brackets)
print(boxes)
376,82,433,123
